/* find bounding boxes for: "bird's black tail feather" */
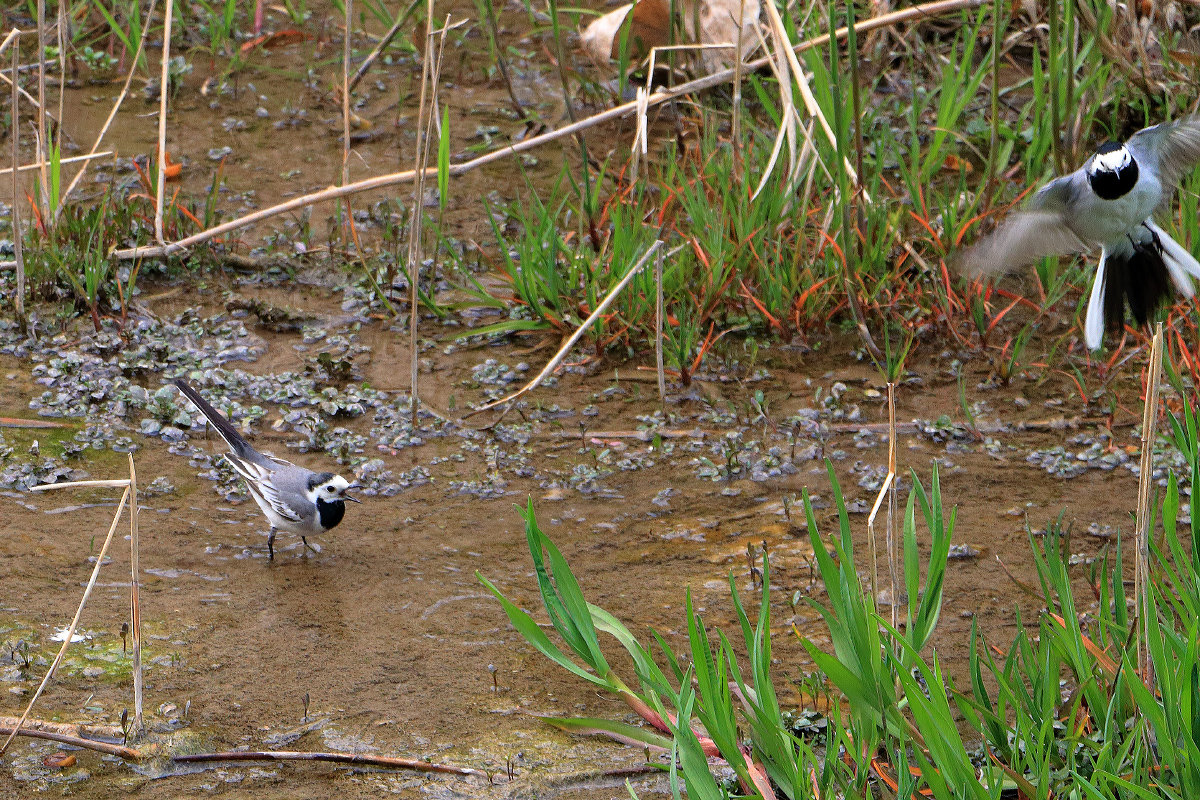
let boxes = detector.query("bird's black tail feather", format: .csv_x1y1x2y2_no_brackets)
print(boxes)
1102,237,1171,333
173,379,253,458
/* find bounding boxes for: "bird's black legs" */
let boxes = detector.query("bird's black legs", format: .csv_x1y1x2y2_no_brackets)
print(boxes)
267,530,276,561
301,536,319,556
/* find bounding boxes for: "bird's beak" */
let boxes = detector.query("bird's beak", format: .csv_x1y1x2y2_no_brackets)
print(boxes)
342,483,363,503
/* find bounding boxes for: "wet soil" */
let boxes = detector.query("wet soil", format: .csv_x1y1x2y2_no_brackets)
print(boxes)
0,282,1152,798
0,2,1170,797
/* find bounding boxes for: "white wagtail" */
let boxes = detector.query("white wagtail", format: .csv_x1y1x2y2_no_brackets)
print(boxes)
961,115,1200,349
174,379,360,560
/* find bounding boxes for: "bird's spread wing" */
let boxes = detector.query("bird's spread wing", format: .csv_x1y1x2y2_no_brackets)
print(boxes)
958,209,1091,277
958,173,1091,277
225,454,305,523
1127,115,1200,190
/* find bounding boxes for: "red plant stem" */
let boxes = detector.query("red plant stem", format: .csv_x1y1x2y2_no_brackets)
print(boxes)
618,691,721,757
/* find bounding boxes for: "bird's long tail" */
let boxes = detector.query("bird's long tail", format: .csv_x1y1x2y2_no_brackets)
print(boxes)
1144,219,1200,298
1083,227,1190,350
173,379,254,458
1085,248,1110,351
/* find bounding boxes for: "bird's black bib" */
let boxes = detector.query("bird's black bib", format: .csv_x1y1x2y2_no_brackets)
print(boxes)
316,497,347,531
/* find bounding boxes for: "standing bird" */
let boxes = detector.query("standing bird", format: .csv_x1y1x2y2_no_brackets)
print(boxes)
960,116,1200,350
174,379,360,560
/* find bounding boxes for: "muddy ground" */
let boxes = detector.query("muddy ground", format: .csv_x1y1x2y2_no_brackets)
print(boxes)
0,286,1153,798
0,1,1172,797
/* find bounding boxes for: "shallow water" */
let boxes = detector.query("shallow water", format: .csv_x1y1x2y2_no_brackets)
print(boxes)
0,3,1166,797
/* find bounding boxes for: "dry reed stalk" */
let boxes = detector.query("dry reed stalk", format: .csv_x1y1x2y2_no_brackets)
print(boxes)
11,41,24,324
405,6,450,428
655,246,665,404
1133,322,1164,687
111,0,985,262
154,0,175,244
0,29,19,59
36,0,46,219
55,1,64,135
750,23,798,203
0,487,131,756
731,0,747,174
127,453,143,734
865,471,892,606
464,240,664,417
60,0,158,209
342,0,352,188
628,85,648,185
865,384,899,619
0,151,112,178
30,478,133,490
406,0,434,427
761,0,864,198
886,382,898,630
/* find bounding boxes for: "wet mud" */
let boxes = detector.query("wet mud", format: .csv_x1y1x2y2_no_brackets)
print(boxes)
0,283,1153,798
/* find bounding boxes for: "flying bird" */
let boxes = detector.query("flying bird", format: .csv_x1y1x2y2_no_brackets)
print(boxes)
960,115,1200,349
174,379,360,560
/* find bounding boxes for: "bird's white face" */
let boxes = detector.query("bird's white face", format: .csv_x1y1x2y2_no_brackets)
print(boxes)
310,475,359,503
1090,145,1132,175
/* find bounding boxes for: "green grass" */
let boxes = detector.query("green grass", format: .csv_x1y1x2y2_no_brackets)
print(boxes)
481,391,1200,798
10,0,1200,392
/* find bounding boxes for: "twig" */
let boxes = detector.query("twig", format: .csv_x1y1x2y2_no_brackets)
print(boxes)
0,726,142,760
154,0,175,244
173,750,490,777
111,0,985,262
462,241,663,418
1133,322,1164,689
0,487,131,756
536,428,706,440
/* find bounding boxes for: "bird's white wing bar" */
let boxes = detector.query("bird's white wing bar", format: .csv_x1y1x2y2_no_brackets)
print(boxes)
1085,247,1109,351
